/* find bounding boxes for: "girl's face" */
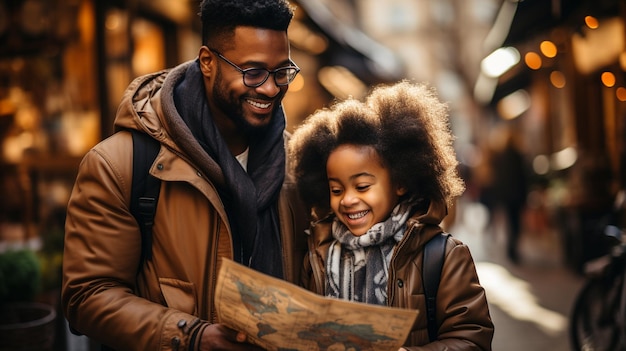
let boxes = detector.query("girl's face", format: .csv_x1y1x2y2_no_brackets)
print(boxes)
327,144,406,236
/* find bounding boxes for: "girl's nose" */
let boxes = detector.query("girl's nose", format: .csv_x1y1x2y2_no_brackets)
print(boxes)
340,192,358,206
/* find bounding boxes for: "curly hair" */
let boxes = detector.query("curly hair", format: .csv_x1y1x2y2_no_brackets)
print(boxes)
288,80,464,214
199,0,295,46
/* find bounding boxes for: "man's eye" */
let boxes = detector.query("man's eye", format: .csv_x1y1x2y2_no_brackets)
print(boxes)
246,69,266,78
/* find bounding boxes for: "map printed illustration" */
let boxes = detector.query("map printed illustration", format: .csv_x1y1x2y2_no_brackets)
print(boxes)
215,259,418,351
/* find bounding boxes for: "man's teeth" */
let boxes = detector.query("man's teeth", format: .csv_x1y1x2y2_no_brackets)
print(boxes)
247,100,271,109
347,211,368,219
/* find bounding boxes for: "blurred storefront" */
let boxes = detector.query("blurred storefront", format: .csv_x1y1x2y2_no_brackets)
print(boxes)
0,3,202,347
0,0,200,245
475,0,625,271
0,0,402,247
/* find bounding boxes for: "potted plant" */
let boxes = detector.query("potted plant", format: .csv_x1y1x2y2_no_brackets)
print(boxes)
36,226,65,303
0,248,57,351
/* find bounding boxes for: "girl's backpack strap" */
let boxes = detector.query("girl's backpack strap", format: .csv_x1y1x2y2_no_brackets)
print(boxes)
423,232,450,342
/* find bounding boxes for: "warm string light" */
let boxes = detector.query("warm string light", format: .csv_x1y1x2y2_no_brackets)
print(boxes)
585,16,626,101
601,72,616,87
599,71,626,102
524,52,542,70
540,41,557,58
492,12,626,106
616,87,626,102
585,16,599,29
550,71,566,88
522,15,626,101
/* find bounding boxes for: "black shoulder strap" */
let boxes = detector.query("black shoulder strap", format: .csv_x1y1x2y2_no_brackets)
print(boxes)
130,129,161,263
423,232,450,342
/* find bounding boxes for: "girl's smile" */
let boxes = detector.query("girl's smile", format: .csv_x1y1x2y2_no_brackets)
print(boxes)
326,144,406,236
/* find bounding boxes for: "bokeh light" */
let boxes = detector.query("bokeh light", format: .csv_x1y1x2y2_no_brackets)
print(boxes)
539,41,557,58
524,52,542,70
550,71,566,88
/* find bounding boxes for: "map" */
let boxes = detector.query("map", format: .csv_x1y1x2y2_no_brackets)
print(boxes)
215,258,418,351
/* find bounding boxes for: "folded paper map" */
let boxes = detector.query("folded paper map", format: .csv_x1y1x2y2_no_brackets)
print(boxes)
215,258,418,351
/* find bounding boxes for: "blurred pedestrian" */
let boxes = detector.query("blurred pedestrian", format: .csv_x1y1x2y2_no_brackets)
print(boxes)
489,127,528,263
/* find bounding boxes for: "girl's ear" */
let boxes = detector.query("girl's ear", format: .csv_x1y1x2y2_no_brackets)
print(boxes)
396,185,408,196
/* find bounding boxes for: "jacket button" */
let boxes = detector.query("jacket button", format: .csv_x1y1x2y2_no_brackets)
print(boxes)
157,163,164,170
397,279,404,288
177,319,187,328
171,336,180,348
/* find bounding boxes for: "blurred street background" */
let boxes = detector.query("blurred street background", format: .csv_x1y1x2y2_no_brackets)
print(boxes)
449,198,585,351
1,0,624,350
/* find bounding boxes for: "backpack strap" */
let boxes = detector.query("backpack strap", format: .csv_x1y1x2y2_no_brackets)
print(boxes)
423,232,450,342
130,130,161,263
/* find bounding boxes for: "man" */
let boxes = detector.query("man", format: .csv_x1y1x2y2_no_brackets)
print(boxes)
62,0,309,350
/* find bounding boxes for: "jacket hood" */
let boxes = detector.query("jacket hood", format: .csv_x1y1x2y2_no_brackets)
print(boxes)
114,67,170,135
113,61,200,155
409,197,447,227
113,60,231,188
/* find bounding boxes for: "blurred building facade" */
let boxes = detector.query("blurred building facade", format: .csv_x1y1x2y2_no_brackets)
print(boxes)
0,0,199,246
0,0,624,279
476,0,626,270
0,0,403,245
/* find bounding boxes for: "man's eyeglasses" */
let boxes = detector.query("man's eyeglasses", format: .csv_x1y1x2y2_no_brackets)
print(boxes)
209,48,300,88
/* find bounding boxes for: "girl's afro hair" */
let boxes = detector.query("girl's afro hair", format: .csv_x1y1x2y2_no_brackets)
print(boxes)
288,80,464,213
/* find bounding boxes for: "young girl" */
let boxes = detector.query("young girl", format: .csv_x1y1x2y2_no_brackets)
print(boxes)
288,81,493,350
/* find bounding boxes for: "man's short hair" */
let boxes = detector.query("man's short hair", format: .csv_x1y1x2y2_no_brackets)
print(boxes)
199,0,295,46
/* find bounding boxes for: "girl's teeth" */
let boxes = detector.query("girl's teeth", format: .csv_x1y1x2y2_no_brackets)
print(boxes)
347,211,368,219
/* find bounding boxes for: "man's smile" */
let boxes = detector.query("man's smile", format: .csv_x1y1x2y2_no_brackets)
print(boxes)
246,98,272,109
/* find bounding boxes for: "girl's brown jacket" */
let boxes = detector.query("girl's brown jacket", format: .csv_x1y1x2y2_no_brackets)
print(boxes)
303,200,494,350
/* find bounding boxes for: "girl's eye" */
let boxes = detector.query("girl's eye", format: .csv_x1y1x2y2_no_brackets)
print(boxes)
330,188,343,195
356,184,371,191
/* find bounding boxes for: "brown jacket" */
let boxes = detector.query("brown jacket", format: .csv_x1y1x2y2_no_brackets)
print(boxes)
62,61,309,351
303,200,494,350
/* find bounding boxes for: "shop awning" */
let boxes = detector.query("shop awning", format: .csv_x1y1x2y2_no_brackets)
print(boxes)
498,0,620,47
294,0,405,85
482,0,621,105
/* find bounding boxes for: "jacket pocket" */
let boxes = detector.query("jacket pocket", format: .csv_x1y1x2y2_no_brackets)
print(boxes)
160,278,197,315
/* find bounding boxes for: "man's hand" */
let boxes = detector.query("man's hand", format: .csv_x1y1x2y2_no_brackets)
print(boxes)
199,324,264,351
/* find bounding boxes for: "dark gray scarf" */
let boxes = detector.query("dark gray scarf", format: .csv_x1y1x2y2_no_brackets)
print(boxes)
168,60,285,278
326,201,412,305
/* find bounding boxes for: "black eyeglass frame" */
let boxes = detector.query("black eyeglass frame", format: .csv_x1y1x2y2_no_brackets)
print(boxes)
209,48,300,87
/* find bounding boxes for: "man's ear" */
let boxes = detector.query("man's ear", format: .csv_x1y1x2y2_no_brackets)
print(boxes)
198,46,212,76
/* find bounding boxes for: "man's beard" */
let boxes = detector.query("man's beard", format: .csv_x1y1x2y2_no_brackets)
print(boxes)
212,70,281,137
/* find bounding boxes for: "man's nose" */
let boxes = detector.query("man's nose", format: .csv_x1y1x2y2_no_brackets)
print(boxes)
254,74,281,97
